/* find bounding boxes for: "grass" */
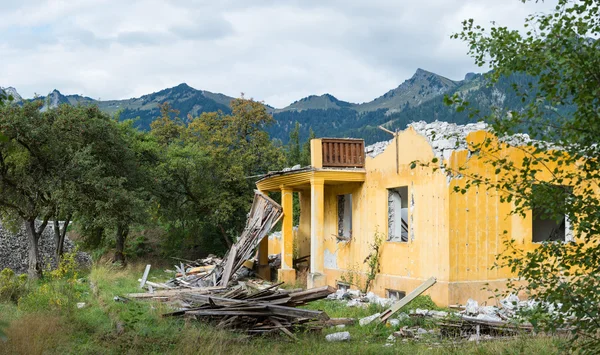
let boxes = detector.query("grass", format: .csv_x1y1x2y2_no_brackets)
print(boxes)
0,262,568,355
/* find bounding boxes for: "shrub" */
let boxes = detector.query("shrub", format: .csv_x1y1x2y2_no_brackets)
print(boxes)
0,268,29,303
18,252,84,313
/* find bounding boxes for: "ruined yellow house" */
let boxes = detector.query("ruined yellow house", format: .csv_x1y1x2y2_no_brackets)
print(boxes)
256,122,573,306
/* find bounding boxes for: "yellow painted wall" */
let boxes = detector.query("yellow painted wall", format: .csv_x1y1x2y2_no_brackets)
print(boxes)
264,128,583,306
316,129,453,304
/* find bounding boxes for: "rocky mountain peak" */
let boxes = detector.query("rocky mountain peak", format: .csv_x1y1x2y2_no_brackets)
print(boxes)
1,86,22,102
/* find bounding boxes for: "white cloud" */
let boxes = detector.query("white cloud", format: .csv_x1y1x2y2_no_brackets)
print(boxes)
0,0,557,107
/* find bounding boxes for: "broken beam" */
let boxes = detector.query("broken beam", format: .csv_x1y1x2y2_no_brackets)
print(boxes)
376,276,436,324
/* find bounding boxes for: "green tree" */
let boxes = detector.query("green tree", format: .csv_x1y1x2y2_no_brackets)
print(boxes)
444,0,600,351
286,122,301,165
300,127,315,166
152,97,284,255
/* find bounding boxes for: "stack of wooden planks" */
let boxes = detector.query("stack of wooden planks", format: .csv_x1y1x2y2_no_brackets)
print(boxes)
129,284,336,338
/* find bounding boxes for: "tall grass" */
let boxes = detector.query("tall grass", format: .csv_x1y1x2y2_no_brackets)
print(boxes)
0,262,568,355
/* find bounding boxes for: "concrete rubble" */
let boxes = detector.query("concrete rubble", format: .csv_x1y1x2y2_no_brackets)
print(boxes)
359,312,381,326
409,120,488,162
326,288,395,308
365,139,392,158
325,331,351,342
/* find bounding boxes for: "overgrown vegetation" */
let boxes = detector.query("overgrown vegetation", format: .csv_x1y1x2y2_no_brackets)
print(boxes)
0,264,567,354
435,0,600,353
0,269,28,303
340,229,384,293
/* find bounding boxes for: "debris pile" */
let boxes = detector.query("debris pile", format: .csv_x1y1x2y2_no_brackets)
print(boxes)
326,289,395,308
130,281,335,337
124,191,340,337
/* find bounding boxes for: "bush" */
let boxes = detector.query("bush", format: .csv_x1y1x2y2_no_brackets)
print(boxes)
18,252,85,313
0,268,29,303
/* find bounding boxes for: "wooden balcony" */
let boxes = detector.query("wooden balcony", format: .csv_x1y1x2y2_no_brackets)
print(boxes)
320,138,365,168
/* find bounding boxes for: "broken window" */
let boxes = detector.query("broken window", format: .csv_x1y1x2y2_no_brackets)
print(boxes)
386,289,406,300
388,186,409,242
532,184,573,243
337,194,353,239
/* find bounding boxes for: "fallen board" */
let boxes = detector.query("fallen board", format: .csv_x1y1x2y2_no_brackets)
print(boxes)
376,276,437,324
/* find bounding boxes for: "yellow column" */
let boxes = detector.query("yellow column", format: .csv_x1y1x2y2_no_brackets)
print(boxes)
278,187,296,284
310,139,323,168
258,233,271,281
308,177,326,288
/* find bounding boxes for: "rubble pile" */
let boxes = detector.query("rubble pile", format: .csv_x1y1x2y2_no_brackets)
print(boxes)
124,191,339,337
409,120,488,162
129,277,336,336
326,289,396,308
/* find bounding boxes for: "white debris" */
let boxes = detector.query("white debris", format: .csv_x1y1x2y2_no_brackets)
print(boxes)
397,312,410,321
465,298,479,315
365,139,392,158
409,120,488,162
327,289,346,300
412,308,449,318
347,289,361,298
77,302,86,309
387,319,400,327
359,312,381,326
500,294,520,311
326,331,351,342
386,334,396,343
346,299,367,308
281,164,303,172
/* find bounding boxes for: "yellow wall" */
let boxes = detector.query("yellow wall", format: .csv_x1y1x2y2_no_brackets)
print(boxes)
315,129,454,304
264,128,582,306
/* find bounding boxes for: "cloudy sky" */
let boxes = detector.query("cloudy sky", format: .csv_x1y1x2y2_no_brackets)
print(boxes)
0,0,555,108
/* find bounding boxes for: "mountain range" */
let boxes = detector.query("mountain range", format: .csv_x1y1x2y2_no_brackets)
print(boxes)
2,68,555,144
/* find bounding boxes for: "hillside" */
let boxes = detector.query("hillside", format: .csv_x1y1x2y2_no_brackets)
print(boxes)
3,68,563,144
275,94,355,113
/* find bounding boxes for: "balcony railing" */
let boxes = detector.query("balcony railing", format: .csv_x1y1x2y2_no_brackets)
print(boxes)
321,138,365,168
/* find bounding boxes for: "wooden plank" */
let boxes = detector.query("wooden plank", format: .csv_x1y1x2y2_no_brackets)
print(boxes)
139,264,151,289
376,277,436,324
126,286,225,299
271,318,299,341
288,285,336,304
179,294,329,320
219,245,237,287
187,309,273,317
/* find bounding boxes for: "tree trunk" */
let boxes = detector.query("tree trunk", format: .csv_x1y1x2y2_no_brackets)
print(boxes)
218,224,233,248
114,224,129,265
53,215,71,259
24,218,48,279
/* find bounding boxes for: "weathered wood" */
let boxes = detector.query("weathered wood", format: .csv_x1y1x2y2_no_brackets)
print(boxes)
288,285,336,304
178,293,329,320
219,245,237,287
271,318,298,341
377,277,436,324
126,287,225,299
139,264,151,289
209,191,283,287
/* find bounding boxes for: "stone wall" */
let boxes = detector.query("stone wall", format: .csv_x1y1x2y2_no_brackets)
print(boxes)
0,221,92,274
